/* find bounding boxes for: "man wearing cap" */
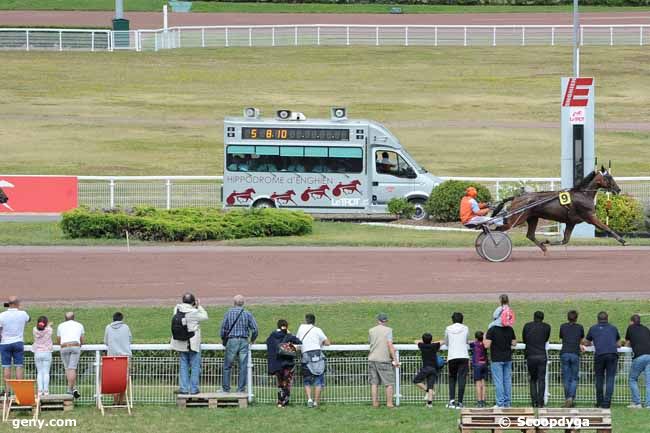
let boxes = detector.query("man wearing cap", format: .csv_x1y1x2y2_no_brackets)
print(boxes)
368,313,400,408
0,297,30,387
460,186,492,226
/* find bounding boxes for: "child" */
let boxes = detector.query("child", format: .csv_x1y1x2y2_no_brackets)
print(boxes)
33,316,53,396
470,331,488,407
489,294,515,329
413,333,441,408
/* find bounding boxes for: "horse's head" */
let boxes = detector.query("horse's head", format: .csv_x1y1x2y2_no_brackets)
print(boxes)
0,187,7,204
595,166,621,195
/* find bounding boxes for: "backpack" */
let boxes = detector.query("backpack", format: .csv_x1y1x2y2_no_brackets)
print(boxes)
500,305,516,327
171,310,195,342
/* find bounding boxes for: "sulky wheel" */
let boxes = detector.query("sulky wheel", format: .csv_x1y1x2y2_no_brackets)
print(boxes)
480,232,513,263
474,232,487,259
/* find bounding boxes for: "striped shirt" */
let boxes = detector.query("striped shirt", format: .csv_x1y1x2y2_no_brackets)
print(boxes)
220,307,258,342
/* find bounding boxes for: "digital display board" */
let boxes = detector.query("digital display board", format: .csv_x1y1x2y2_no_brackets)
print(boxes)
241,127,350,141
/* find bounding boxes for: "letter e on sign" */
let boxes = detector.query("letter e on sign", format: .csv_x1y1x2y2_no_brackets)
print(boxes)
562,77,593,107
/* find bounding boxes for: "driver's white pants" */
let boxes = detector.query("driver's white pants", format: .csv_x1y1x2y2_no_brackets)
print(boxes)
466,216,504,226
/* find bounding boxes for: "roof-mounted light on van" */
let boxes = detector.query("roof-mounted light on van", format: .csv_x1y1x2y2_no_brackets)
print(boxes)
277,110,306,121
331,107,347,121
244,107,260,119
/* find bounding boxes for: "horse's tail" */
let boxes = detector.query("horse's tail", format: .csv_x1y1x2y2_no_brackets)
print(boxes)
491,196,515,217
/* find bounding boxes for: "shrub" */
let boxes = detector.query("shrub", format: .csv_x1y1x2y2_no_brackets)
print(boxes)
387,197,416,220
61,207,313,241
595,193,644,234
425,180,492,222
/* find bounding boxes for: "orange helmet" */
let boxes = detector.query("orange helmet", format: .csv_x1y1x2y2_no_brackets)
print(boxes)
465,186,478,198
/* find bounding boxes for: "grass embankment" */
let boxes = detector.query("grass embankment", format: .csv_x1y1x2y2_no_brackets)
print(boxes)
1,47,650,176
6,406,649,433
2,220,649,246
1,0,650,13
21,299,649,344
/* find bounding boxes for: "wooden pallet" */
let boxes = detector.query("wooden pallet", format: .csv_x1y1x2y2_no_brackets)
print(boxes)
40,394,74,412
537,408,612,433
177,392,248,409
459,407,536,433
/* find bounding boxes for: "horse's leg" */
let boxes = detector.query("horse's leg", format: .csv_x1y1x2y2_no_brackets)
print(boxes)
549,223,575,246
526,217,548,253
584,214,627,245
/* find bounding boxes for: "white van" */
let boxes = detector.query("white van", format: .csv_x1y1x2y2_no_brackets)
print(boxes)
223,108,441,220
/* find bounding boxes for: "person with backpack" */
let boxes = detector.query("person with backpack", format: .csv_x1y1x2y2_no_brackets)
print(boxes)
296,313,330,408
220,295,258,394
171,293,208,395
489,294,516,329
266,319,302,408
412,332,442,408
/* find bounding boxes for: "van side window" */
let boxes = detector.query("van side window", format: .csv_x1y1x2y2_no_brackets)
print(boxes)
375,151,416,179
226,145,363,173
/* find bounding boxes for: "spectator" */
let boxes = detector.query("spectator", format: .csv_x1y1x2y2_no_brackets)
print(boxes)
485,321,517,408
104,311,132,405
584,311,621,409
489,294,514,329
171,293,208,395
413,332,441,408
625,314,650,409
444,312,469,409
220,295,258,394
56,312,85,399
469,331,488,408
0,297,29,391
266,319,301,408
559,310,585,407
32,316,53,396
296,313,330,408
522,311,551,408
368,313,400,408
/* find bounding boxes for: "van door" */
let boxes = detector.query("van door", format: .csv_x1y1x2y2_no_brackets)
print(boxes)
371,149,417,205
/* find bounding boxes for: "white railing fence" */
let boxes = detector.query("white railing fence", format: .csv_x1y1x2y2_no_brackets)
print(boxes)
12,343,637,406
1,25,649,52
75,176,650,210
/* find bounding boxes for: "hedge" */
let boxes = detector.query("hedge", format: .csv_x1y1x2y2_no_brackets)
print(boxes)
387,197,416,220
200,0,650,5
60,207,313,241
425,180,492,222
595,193,644,234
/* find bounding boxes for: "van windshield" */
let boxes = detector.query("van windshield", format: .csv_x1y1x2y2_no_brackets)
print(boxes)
401,150,428,174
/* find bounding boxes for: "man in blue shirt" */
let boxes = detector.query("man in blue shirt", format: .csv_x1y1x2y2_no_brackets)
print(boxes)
220,295,258,393
584,311,621,409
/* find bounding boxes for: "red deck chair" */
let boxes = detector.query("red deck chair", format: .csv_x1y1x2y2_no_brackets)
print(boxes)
97,356,133,415
2,379,39,421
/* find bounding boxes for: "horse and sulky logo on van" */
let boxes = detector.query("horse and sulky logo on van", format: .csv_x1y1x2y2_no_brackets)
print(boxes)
226,179,364,207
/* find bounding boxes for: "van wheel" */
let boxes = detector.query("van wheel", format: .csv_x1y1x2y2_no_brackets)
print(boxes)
409,199,428,221
253,199,275,209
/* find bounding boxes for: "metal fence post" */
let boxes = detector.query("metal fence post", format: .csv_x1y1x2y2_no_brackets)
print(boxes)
492,26,496,47
551,26,555,46
201,28,205,48
395,350,400,406
463,26,467,47
249,27,252,47
154,32,159,51
25,30,29,52
272,27,275,47
640,26,644,46
405,26,409,47
580,26,584,46
59,30,63,51
610,26,613,46
496,180,500,201
346,26,350,46
522,26,526,46
247,346,254,403
376,26,379,46
109,179,115,208
294,26,298,46
166,179,172,210
95,350,101,404
91,31,95,52
225,27,229,48
434,26,438,47
317,26,320,46
178,28,182,48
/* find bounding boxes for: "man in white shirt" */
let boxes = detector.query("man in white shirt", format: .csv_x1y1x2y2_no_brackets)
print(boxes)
0,296,30,385
296,313,330,408
56,312,85,399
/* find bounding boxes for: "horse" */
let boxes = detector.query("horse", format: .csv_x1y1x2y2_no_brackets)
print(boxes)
492,167,625,253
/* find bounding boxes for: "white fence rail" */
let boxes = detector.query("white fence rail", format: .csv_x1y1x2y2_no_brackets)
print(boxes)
13,343,636,406
2,25,649,52
75,176,650,210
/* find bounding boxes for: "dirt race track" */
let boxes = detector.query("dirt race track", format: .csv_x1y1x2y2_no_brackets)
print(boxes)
1,11,650,29
1,246,648,306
